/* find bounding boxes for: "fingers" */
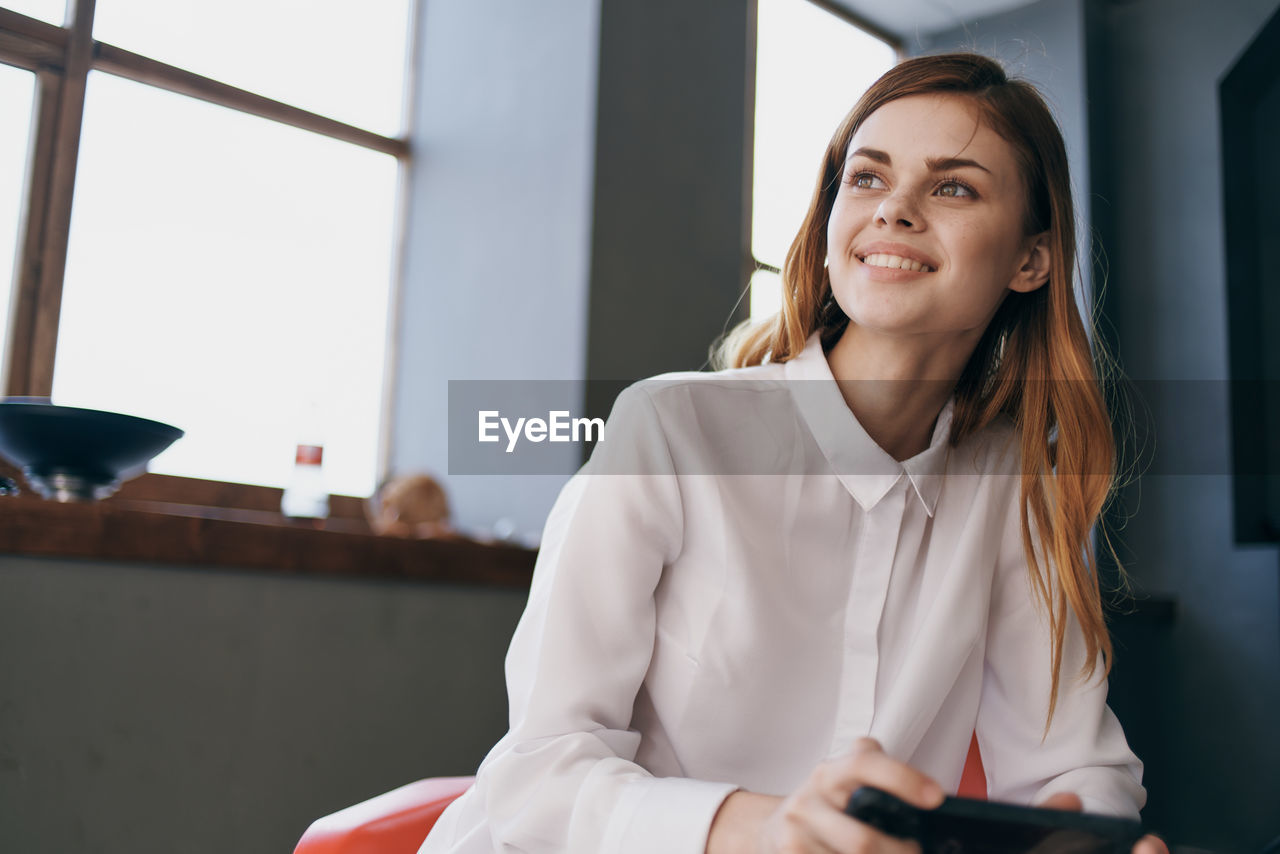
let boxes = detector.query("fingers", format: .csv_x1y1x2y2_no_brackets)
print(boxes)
823,738,945,811
776,790,921,854
759,738,940,854
1133,834,1169,854
1038,792,1084,812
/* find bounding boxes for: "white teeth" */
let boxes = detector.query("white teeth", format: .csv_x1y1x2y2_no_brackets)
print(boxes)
860,253,934,273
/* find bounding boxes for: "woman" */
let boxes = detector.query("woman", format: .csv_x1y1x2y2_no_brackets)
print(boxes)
421,52,1163,854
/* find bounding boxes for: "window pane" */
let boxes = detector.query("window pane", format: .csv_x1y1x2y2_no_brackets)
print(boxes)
2,1,66,25
751,0,895,318
93,0,412,137
0,64,35,388
749,267,783,321
53,72,399,497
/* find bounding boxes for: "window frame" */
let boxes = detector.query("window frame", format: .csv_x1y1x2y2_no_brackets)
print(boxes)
0,2,536,581
0,1,409,508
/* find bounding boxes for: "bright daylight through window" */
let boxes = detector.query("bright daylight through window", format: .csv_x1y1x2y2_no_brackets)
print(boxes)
750,0,895,320
0,1,412,498
1,0,60,25
0,63,34,388
52,74,399,496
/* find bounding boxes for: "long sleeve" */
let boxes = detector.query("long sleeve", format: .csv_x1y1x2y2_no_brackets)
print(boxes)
459,385,738,853
975,492,1147,818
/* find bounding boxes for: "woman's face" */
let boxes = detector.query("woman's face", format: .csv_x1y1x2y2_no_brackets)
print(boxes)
826,93,1047,345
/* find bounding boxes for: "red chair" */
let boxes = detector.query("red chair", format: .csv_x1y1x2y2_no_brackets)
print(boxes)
294,736,987,854
294,776,476,854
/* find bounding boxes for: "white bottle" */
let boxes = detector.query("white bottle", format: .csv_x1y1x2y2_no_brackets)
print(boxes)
282,442,329,519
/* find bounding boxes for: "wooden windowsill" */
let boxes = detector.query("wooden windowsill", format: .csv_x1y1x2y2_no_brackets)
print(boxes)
0,480,537,588
0,472,1179,616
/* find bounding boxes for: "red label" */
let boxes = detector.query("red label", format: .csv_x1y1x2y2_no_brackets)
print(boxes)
295,444,323,465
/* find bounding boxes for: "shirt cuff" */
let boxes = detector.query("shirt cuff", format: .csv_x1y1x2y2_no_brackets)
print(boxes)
602,776,741,854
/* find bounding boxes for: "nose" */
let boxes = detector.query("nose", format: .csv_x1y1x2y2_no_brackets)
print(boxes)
875,190,922,230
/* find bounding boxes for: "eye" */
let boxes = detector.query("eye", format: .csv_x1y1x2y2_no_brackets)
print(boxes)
935,178,976,198
847,169,886,190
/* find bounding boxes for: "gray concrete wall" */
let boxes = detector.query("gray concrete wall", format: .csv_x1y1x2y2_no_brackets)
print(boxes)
584,0,754,402
0,555,527,854
1083,1,1280,849
389,0,602,543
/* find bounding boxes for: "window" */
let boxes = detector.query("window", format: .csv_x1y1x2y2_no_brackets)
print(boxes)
2,0,58,25
750,0,896,320
0,2,412,498
0,62,34,387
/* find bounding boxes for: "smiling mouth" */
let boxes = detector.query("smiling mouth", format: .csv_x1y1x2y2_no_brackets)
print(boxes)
857,253,936,273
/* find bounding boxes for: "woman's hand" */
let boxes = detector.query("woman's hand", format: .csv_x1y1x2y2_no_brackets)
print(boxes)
706,737,944,854
1040,792,1168,854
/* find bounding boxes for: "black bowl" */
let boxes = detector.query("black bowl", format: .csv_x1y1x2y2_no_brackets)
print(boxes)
0,398,183,501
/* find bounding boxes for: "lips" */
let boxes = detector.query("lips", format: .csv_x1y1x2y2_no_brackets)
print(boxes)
858,253,936,273
854,243,938,273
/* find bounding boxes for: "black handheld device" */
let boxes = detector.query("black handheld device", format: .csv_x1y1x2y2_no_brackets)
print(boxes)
844,786,1145,854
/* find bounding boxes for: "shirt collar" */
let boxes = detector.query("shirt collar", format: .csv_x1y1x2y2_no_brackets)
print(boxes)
783,331,953,516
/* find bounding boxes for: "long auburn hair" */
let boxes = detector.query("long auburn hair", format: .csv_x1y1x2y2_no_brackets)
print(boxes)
714,52,1121,729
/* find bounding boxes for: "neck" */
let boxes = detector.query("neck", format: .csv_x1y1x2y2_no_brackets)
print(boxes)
824,324,976,461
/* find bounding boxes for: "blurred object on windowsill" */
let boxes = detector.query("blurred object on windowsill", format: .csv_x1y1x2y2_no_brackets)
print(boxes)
366,472,455,539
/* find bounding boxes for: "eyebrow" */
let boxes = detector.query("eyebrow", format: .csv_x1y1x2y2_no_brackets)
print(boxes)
848,146,992,175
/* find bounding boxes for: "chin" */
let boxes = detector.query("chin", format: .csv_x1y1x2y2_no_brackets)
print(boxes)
832,295,923,334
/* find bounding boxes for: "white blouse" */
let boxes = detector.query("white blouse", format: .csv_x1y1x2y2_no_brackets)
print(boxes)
419,331,1145,854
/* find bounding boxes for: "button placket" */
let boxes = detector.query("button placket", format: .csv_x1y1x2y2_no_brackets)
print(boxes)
829,478,909,755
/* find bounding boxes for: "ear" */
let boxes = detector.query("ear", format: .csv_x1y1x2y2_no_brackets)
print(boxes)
1009,231,1051,293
